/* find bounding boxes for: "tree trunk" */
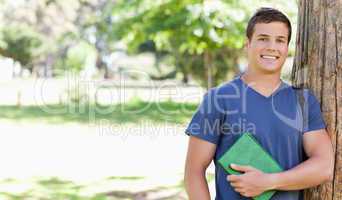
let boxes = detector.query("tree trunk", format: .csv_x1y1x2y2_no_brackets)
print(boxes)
292,0,342,200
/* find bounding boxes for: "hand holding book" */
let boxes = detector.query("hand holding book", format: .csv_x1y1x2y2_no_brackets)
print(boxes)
218,132,284,200
227,163,278,199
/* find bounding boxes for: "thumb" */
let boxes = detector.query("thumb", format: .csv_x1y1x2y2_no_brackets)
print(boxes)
230,163,255,172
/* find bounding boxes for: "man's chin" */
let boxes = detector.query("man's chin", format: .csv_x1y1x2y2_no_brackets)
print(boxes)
259,66,282,74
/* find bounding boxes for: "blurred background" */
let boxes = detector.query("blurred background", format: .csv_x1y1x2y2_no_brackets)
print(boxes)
0,0,297,199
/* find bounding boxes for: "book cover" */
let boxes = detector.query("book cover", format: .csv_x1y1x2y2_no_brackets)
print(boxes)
218,132,284,200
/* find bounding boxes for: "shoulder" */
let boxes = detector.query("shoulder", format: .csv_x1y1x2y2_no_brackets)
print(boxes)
200,78,241,112
208,77,242,97
291,86,319,100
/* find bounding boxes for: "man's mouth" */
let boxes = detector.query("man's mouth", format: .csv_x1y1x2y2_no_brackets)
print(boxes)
260,55,279,60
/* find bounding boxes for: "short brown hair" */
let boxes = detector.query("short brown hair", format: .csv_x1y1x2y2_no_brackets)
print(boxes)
246,7,292,44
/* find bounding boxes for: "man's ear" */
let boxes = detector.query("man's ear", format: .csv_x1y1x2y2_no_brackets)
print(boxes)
245,37,251,46
244,38,250,51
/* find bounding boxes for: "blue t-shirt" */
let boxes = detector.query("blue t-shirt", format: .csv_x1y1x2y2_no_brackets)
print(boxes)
185,76,326,200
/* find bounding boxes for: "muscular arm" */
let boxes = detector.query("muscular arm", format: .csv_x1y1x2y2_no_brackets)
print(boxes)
184,136,217,200
269,129,335,191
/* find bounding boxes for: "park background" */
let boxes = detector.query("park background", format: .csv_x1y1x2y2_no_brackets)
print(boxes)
0,0,340,200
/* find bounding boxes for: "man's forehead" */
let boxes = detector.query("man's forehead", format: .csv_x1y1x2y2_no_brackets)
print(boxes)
253,22,289,38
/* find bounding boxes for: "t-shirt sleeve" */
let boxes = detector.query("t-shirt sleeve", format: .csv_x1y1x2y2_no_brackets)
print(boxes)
303,90,327,133
185,89,223,144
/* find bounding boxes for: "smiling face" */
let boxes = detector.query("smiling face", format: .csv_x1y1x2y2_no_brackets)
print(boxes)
246,22,289,74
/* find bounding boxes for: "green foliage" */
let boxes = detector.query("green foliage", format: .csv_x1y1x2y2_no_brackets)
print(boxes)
111,0,249,87
109,0,298,87
63,41,97,72
0,25,43,69
0,0,297,79
66,42,95,71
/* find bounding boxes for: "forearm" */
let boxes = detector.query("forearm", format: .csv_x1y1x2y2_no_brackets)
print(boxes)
269,156,332,191
185,170,211,200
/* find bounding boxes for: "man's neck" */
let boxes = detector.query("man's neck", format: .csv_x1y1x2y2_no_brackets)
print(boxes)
241,69,282,97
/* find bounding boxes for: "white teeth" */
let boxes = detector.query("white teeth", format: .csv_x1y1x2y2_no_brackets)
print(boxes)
261,55,277,59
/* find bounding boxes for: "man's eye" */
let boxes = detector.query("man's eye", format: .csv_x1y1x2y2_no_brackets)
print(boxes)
258,38,267,41
277,39,285,43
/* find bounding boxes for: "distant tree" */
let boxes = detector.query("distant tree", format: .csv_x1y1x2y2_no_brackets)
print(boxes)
110,0,297,88
111,0,247,88
0,25,43,74
0,0,79,76
0,0,112,77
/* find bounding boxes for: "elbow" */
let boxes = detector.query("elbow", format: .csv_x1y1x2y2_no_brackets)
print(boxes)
184,166,206,182
323,162,334,183
184,168,191,186
184,165,207,187
322,173,333,184
326,155,335,182
324,170,334,183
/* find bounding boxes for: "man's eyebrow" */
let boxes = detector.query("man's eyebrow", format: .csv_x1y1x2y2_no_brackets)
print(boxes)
276,36,287,39
256,34,270,37
257,34,287,39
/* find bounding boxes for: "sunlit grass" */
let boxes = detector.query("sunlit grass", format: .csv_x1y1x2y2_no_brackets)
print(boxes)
0,176,188,200
0,99,201,199
0,99,198,125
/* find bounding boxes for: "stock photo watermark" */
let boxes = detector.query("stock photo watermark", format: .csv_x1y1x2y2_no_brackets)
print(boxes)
97,119,186,140
31,66,312,137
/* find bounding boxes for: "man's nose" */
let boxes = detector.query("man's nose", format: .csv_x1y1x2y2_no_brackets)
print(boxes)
266,40,277,51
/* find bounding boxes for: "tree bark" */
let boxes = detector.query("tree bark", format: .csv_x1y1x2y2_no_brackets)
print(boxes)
292,0,342,199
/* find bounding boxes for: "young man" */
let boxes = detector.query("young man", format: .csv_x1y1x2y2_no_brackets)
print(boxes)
184,7,334,200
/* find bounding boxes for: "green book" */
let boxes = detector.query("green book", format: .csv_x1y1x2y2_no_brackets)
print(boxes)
218,132,284,200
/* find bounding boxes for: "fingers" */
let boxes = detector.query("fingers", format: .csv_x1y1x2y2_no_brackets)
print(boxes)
230,181,242,189
227,175,243,192
227,174,239,182
233,186,244,193
226,174,251,197
232,186,248,197
230,163,256,172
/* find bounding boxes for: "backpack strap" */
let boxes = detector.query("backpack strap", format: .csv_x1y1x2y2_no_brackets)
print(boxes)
293,87,308,132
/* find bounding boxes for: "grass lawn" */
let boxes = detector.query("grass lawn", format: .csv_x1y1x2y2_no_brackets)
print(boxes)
0,100,206,200
0,176,185,200
0,173,215,200
0,99,198,125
